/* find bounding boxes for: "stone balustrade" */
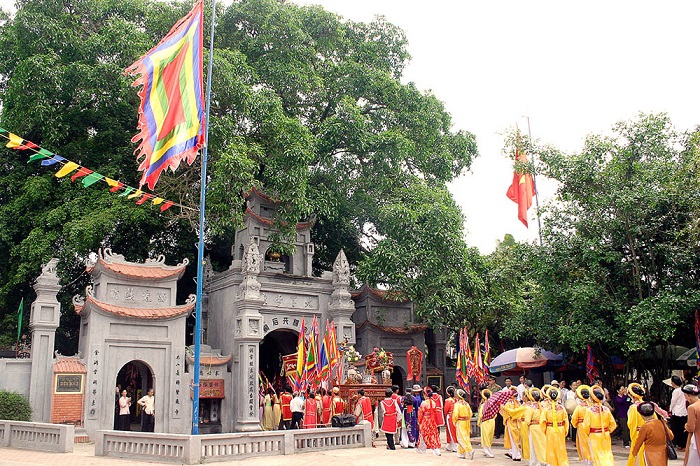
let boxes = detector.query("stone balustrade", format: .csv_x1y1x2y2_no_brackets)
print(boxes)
96,424,371,464
0,420,74,452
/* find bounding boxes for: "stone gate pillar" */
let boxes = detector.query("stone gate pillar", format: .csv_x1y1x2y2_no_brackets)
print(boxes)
29,258,61,422
328,250,356,344
233,238,264,431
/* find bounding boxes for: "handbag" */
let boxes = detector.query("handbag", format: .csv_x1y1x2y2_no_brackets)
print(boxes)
662,419,678,460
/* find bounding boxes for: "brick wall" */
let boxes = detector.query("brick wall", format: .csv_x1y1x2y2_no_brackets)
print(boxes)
50,377,85,425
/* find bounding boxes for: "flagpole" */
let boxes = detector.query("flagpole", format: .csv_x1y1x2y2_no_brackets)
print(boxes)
192,0,217,436
523,116,543,246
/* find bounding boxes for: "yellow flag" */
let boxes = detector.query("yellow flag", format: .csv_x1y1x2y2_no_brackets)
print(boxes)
55,162,80,178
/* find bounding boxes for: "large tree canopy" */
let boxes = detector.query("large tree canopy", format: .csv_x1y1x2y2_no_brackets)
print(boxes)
0,0,478,350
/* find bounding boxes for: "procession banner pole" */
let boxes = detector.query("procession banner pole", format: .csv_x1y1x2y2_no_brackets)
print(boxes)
192,0,217,435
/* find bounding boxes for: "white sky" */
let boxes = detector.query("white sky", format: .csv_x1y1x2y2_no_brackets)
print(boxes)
292,0,700,253
2,0,699,253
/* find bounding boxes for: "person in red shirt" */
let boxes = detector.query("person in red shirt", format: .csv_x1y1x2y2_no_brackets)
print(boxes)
355,388,374,429
380,388,401,450
320,387,332,426
331,386,345,417
304,390,320,428
444,386,457,452
431,384,445,429
279,386,293,430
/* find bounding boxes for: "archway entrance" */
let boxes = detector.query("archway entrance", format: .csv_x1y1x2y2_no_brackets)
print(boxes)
115,360,153,431
259,329,298,391
391,366,406,394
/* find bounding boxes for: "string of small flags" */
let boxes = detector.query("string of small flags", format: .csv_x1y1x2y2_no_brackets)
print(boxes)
0,128,194,212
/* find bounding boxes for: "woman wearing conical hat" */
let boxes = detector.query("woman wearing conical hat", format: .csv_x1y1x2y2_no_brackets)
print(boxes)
477,388,495,458
582,385,617,466
540,387,569,466
452,388,474,459
570,384,593,466
627,382,650,466
524,387,546,466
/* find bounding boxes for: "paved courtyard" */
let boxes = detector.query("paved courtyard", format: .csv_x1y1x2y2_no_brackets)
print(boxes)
0,435,657,466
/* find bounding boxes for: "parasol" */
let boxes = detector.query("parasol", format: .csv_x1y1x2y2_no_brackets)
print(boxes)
677,348,698,367
480,390,514,421
488,347,564,374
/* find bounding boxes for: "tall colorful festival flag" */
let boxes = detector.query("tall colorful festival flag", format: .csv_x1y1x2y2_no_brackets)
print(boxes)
586,344,599,383
328,321,340,383
506,143,536,227
464,330,475,379
305,316,319,387
16,298,23,342
295,318,306,390
319,320,331,379
474,333,485,382
483,329,491,372
455,329,466,389
125,0,205,190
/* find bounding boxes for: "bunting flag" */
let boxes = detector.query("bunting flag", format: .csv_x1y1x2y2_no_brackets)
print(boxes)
0,129,190,212
328,321,340,384
125,0,205,190
506,142,536,227
16,298,23,342
464,330,475,379
295,318,306,392
586,344,599,383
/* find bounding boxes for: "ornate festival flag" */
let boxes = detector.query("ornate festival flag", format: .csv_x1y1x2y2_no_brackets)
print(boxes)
295,318,306,391
483,329,491,371
586,344,599,383
125,0,205,190
474,333,485,382
506,144,535,227
305,316,319,387
319,320,331,378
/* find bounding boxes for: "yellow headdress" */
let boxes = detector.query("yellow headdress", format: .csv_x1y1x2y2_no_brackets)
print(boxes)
576,384,592,401
628,382,645,402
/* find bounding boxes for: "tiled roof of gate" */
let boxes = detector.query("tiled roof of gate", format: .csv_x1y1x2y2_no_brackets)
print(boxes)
77,295,194,319
90,259,186,280
54,357,87,373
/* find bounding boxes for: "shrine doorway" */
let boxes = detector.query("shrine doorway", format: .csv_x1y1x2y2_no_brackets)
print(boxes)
259,329,298,390
114,360,153,431
391,366,406,394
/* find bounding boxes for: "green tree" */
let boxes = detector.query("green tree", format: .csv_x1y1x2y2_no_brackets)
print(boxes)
0,0,478,347
502,114,700,361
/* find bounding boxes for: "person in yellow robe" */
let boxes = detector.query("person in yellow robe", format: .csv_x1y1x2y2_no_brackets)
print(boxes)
571,384,593,466
524,387,546,466
501,387,524,461
272,392,282,430
452,388,474,459
477,389,495,458
540,387,569,466
627,382,650,466
581,385,617,466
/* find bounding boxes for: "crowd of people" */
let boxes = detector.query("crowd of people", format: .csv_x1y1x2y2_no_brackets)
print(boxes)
262,375,700,466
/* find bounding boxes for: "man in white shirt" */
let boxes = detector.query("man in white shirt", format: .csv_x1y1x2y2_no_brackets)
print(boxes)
516,375,527,402
669,375,688,451
137,388,155,432
290,391,305,429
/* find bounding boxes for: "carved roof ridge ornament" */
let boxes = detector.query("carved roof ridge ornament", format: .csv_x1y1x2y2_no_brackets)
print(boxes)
237,237,263,302
332,249,350,286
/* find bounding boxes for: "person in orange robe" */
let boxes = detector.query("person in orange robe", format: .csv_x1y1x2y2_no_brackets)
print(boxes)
582,385,617,466
444,386,457,452
683,384,700,466
418,386,442,456
632,401,673,466
354,388,374,429
431,384,445,429
571,384,593,466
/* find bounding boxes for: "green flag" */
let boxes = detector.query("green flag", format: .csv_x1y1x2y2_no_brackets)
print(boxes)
17,298,23,342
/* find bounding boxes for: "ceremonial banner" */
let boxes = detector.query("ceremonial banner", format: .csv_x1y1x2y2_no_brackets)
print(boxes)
126,0,205,190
